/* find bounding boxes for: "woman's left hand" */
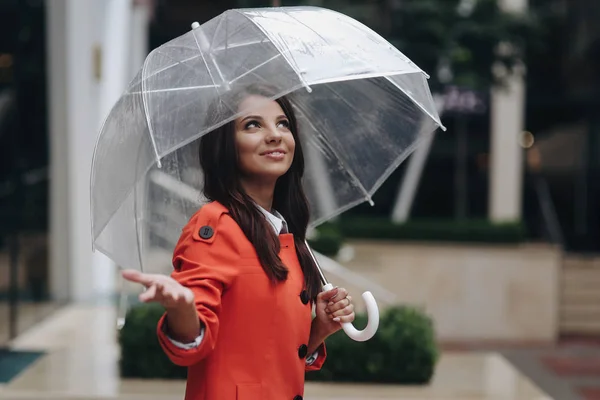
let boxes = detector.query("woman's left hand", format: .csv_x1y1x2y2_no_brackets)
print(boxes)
314,287,355,337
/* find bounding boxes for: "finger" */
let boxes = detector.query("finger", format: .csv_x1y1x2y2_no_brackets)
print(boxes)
183,288,195,304
328,287,348,303
335,313,355,323
170,289,184,303
326,297,351,314
139,285,157,302
331,304,354,319
122,269,157,287
317,287,339,302
156,282,173,300
161,285,185,304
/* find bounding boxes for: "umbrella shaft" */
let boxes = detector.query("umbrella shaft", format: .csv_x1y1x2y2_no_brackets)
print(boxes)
304,239,329,286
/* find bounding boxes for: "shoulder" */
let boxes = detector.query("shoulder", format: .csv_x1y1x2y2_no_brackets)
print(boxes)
186,201,232,241
173,201,248,267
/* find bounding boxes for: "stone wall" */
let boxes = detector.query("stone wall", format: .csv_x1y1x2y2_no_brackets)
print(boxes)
337,240,562,343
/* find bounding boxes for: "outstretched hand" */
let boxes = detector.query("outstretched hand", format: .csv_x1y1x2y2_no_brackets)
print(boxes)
121,269,194,310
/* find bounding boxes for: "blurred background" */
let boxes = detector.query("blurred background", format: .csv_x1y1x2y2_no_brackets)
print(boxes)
0,0,598,399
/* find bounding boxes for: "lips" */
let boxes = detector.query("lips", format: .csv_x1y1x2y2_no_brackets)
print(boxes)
261,149,286,156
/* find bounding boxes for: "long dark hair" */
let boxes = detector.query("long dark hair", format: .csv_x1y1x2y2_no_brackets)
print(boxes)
198,84,321,300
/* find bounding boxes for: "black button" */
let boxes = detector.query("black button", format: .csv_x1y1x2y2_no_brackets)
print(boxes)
298,344,308,359
293,396,303,400
198,225,213,239
300,290,309,305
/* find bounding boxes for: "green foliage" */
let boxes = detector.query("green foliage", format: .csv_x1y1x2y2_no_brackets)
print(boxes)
118,303,439,384
307,223,344,256
336,217,527,243
308,305,439,384
307,216,527,247
118,303,187,379
393,0,547,90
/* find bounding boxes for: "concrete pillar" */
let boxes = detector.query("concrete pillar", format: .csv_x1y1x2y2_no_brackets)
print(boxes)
47,0,135,302
47,0,99,302
488,0,527,222
46,0,69,302
130,1,151,80
93,0,134,297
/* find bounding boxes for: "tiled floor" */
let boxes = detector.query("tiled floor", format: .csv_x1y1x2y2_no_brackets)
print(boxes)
0,304,553,400
0,301,61,344
503,341,600,400
0,235,61,346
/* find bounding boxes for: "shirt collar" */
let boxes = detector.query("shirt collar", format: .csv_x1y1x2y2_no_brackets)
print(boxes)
256,204,288,234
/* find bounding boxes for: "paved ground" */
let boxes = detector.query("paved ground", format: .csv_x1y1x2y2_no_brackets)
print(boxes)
502,337,600,400
0,304,551,400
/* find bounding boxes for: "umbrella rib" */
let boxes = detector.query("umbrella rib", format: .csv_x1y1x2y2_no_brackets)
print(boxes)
282,11,377,81
133,126,148,272
284,14,386,91
140,51,162,166
384,75,446,131
138,46,227,165
210,16,225,52
190,26,225,91
213,39,269,51
228,53,283,85
134,15,283,85
127,85,217,95
234,9,312,93
284,11,330,47
137,54,204,84
153,48,222,86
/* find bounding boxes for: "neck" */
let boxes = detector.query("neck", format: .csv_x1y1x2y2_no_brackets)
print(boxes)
240,179,276,211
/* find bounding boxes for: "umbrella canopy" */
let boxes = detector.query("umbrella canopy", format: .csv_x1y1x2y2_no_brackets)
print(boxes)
90,6,444,274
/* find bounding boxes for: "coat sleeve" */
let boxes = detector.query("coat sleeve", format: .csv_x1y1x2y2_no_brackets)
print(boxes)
156,209,241,367
305,342,327,371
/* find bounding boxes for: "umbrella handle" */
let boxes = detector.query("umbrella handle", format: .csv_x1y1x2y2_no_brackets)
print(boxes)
322,283,379,342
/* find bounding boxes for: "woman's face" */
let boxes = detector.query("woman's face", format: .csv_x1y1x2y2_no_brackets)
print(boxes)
234,95,296,183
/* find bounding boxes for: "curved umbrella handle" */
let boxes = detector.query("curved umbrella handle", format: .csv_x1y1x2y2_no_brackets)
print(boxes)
322,283,379,342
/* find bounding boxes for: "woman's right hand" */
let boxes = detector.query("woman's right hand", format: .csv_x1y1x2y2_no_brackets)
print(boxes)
121,269,195,310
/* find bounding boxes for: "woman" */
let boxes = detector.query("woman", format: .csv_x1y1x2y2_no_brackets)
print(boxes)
122,84,355,400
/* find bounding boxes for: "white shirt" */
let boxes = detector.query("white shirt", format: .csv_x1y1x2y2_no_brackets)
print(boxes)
166,204,319,365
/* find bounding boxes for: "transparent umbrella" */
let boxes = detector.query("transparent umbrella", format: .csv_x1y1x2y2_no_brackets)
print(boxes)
90,6,445,342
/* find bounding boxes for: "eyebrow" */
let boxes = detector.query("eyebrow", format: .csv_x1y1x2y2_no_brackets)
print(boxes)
241,115,262,122
240,114,288,122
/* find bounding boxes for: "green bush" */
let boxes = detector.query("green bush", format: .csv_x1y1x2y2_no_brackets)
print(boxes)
118,303,439,384
336,217,527,244
307,223,344,256
119,303,186,379
307,305,439,384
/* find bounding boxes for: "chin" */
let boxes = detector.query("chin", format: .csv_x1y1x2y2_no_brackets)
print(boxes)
253,167,290,181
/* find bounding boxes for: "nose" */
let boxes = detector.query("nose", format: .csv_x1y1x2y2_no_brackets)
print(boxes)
265,124,283,143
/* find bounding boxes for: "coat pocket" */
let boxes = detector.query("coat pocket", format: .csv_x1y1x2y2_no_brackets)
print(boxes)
236,383,263,400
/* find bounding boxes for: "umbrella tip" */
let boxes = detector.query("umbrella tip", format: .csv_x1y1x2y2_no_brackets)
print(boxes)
191,21,200,30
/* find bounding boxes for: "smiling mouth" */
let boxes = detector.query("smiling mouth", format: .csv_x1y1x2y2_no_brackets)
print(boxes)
261,150,286,156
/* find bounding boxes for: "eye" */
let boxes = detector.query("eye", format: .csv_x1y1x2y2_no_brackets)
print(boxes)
244,120,260,130
278,119,290,129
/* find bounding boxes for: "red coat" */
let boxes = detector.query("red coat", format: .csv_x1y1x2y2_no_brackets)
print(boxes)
157,201,326,400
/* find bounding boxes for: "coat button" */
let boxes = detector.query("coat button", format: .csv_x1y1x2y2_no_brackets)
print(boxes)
300,290,309,304
298,344,308,359
293,396,303,400
198,225,213,239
